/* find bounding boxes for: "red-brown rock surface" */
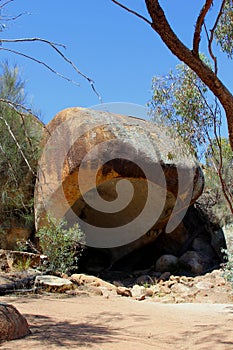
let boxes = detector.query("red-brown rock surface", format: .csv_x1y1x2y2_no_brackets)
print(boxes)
0,303,30,341
35,107,204,261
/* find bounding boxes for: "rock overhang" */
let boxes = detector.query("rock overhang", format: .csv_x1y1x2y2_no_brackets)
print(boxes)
35,107,204,250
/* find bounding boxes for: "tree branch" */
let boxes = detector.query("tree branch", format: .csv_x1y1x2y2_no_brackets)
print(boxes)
0,0,13,9
0,98,37,115
0,37,102,102
145,0,233,150
0,11,30,22
0,47,82,86
207,0,227,74
0,37,66,48
111,0,152,25
193,0,213,56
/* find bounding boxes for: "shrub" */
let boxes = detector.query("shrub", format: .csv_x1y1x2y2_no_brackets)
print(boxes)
36,215,85,274
223,251,233,287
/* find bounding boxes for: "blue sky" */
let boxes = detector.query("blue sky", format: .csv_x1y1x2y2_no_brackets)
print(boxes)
1,0,232,133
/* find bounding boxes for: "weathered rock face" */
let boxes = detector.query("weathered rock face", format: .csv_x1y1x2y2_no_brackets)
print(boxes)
0,303,30,341
35,107,205,268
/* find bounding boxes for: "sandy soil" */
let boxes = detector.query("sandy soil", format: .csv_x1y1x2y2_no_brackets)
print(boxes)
0,294,233,350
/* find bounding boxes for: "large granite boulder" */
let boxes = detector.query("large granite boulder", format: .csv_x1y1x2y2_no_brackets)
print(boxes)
35,107,204,263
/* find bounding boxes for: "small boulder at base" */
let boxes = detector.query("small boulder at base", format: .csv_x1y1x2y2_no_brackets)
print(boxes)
179,251,205,274
155,254,178,272
34,275,74,293
70,273,116,291
131,285,147,300
0,303,30,341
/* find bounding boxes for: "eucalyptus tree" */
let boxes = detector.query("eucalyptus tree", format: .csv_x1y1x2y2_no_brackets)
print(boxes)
112,0,233,151
149,60,233,218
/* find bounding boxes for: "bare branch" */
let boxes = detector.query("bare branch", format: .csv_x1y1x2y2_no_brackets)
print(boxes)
207,0,227,75
0,98,34,114
0,0,13,9
3,12,30,22
0,47,82,86
0,37,66,48
111,0,152,25
193,0,213,56
1,99,40,151
0,37,102,102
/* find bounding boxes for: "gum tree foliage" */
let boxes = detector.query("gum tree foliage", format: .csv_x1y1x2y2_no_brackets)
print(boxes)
0,62,42,226
149,60,233,219
149,58,215,153
111,0,233,151
205,138,232,224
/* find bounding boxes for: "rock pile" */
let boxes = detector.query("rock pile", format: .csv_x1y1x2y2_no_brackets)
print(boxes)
0,263,232,303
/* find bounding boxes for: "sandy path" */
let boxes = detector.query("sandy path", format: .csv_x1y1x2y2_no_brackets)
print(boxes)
0,295,233,350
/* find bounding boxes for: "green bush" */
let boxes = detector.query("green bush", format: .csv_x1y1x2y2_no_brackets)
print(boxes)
36,215,85,274
222,249,233,288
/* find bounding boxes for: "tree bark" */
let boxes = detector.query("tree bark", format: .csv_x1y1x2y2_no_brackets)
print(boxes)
145,0,233,151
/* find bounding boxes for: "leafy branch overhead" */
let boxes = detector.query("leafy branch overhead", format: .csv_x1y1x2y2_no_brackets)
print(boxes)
149,60,233,218
111,0,233,151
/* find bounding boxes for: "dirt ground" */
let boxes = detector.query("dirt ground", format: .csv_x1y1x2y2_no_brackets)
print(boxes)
0,294,233,350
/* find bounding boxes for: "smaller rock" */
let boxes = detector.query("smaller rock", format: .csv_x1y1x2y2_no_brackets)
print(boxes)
158,272,171,281
0,303,30,341
116,286,132,297
131,285,147,300
195,281,214,290
179,251,204,274
145,288,154,297
70,274,116,291
155,255,178,273
170,283,192,297
34,275,74,293
136,275,154,286
159,285,171,295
